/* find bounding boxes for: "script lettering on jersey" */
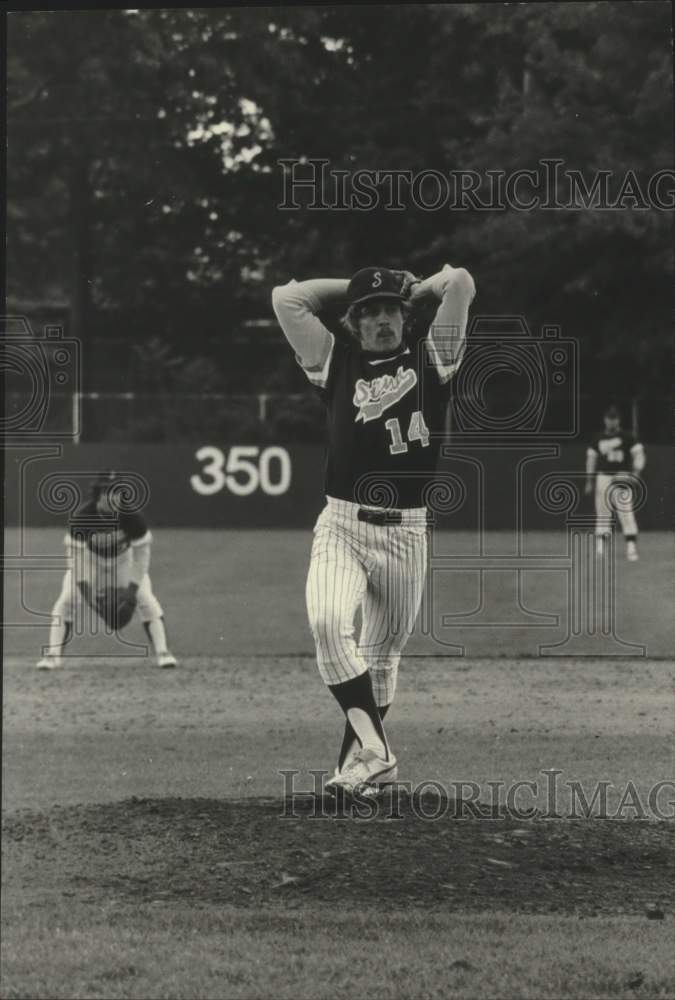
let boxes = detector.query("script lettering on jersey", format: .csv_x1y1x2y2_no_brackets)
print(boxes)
352,366,418,423
598,437,624,463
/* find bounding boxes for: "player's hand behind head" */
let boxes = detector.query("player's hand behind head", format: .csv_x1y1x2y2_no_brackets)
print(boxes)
392,270,422,301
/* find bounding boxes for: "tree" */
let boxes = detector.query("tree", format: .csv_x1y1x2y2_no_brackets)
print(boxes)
7,4,673,402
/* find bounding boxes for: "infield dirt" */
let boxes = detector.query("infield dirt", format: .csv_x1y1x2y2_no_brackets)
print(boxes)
3,529,674,998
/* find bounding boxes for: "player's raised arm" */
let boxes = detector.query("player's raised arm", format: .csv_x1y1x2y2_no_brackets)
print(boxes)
630,439,646,473
585,440,598,495
271,278,348,382
409,265,476,383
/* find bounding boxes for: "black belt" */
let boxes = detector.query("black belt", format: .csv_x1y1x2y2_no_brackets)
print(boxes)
357,508,403,526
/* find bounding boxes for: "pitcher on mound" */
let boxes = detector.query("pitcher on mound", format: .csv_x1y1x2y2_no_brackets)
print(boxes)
272,264,475,796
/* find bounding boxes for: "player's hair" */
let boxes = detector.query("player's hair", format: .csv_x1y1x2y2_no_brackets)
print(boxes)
91,469,117,500
340,299,411,342
604,404,621,421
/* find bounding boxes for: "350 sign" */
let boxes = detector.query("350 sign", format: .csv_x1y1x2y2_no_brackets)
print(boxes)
190,445,292,496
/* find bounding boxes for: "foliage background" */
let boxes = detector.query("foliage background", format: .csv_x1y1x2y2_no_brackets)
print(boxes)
7,4,673,432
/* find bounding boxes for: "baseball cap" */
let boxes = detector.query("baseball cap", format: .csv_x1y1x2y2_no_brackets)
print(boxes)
347,267,403,307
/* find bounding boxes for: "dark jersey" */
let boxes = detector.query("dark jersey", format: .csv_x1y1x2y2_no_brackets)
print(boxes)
589,430,640,474
68,502,149,559
314,337,451,508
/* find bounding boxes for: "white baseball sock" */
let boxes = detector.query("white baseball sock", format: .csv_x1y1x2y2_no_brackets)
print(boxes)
339,703,390,770
144,617,169,654
346,708,388,759
47,618,71,658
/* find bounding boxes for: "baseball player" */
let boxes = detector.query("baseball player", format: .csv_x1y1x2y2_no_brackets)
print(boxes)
36,470,177,669
272,264,475,795
585,405,646,561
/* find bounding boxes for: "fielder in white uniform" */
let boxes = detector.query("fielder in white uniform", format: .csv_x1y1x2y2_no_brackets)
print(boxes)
272,264,475,795
36,470,177,669
585,405,646,561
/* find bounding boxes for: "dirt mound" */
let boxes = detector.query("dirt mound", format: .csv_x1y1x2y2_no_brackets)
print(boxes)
3,797,673,917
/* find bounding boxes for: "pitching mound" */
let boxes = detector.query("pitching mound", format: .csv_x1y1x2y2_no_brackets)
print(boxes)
3,797,673,918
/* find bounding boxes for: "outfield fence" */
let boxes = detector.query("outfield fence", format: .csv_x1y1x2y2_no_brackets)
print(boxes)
4,392,671,443
5,442,673,529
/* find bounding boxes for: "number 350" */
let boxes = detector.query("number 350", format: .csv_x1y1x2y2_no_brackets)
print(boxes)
190,446,292,496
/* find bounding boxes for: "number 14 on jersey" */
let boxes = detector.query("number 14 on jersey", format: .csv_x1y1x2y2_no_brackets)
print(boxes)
385,411,430,455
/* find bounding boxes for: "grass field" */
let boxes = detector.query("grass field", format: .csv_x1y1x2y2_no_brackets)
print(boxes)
2,529,675,999
5,529,675,659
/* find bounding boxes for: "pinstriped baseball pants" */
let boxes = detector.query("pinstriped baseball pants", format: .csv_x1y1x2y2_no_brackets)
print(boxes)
306,496,428,705
594,473,638,536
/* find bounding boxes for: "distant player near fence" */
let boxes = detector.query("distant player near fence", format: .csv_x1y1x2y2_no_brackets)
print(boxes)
36,470,177,670
272,263,475,796
585,405,646,561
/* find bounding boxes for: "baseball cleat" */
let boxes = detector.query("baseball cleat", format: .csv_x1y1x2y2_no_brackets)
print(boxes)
157,651,177,668
626,543,639,562
326,748,398,797
36,655,63,671
332,760,399,785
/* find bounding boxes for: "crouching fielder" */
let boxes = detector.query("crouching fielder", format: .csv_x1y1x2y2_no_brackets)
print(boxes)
36,470,177,669
585,405,646,561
